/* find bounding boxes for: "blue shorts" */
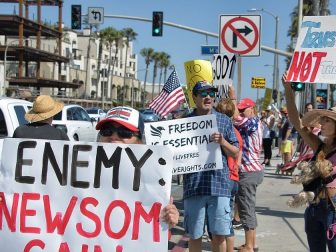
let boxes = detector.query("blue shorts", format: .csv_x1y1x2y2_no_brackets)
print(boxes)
184,195,231,239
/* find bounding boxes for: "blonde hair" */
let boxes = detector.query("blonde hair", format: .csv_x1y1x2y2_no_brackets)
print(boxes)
216,98,235,118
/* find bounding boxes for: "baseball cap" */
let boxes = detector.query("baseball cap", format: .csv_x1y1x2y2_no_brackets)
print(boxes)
192,80,218,94
266,105,272,111
237,98,255,110
96,106,144,137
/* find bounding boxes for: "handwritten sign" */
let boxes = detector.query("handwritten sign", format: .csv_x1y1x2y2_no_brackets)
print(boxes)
212,53,237,102
287,16,336,84
144,115,222,175
0,139,173,251
184,60,213,108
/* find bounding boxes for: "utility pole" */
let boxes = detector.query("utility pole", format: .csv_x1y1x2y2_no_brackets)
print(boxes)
310,0,320,108
84,25,92,99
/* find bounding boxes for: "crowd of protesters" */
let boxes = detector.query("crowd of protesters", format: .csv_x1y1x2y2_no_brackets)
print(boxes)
6,73,336,252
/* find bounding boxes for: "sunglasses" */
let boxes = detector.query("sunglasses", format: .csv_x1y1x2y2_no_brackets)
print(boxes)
198,90,216,98
100,126,139,139
327,223,336,240
239,108,248,113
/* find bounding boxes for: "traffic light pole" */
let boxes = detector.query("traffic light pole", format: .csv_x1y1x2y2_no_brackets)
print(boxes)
101,14,293,57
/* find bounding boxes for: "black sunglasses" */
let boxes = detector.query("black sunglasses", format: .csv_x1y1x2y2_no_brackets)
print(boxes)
100,126,139,139
198,90,216,98
238,108,248,113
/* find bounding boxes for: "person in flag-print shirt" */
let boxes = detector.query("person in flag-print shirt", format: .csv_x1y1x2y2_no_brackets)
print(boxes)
228,85,264,252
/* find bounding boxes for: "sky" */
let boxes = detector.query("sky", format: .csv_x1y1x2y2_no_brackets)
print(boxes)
2,0,336,101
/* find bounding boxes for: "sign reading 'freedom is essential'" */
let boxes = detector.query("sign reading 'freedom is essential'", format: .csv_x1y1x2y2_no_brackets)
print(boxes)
287,16,336,84
0,139,173,251
145,115,222,175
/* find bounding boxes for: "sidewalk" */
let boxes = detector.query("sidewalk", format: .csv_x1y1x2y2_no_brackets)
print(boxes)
169,149,309,252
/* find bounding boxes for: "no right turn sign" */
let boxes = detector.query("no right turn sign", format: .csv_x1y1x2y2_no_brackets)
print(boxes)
220,15,261,56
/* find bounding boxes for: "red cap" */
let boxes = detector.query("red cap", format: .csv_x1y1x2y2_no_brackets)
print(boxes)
237,98,255,110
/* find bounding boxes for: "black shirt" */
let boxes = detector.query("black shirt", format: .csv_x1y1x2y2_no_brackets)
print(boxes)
13,122,69,140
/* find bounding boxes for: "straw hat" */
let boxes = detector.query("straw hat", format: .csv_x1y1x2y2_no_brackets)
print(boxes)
25,95,64,122
301,107,336,127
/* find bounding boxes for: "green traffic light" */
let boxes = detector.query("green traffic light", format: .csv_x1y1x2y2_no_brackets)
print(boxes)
154,28,160,34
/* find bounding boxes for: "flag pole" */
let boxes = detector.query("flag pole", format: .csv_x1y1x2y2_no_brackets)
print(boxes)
172,65,191,114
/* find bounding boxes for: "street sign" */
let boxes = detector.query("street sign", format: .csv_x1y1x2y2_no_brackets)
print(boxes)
201,45,219,55
88,7,104,25
251,77,266,88
220,15,261,56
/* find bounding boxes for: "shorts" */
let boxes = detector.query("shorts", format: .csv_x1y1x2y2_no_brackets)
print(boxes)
281,140,292,154
184,195,231,239
237,171,264,229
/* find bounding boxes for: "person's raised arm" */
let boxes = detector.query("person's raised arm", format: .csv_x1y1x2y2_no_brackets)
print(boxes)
228,84,239,120
282,72,320,151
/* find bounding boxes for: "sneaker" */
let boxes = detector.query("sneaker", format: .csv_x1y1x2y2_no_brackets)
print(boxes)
232,219,243,229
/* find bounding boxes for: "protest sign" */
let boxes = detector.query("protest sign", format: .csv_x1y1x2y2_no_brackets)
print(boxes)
0,138,173,251
184,59,213,108
212,53,236,102
287,16,336,84
145,115,222,175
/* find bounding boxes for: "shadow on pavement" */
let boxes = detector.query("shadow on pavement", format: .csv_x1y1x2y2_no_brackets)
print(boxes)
256,206,305,218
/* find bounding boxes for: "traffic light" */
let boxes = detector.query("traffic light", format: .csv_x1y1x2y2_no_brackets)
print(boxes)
71,5,81,30
152,11,163,36
272,89,278,101
291,82,305,91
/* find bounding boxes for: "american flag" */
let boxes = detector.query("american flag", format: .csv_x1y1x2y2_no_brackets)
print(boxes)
149,69,185,118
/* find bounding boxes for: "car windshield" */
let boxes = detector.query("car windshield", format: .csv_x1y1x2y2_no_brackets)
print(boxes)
143,110,155,114
53,111,62,120
86,108,98,114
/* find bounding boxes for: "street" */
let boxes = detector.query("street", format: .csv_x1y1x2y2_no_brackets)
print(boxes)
168,150,309,252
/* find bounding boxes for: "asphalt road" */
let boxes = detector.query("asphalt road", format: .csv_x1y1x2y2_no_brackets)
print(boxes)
168,151,309,252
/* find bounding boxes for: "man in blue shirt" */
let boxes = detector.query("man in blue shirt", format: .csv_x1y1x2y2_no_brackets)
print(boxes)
183,81,239,252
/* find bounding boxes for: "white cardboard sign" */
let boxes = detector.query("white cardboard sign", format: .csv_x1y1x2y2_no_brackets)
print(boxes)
287,15,336,84
0,138,172,251
145,115,222,175
212,53,237,102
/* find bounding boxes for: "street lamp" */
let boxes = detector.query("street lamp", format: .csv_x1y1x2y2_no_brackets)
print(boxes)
3,38,29,96
248,8,279,106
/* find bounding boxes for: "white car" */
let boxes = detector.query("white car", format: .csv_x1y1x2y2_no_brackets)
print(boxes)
52,104,98,142
0,97,32,138
85,107,106,122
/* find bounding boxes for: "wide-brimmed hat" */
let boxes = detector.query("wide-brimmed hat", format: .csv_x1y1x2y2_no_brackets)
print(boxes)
25,95,64,122
302,107,336,127
96,106,144,137
237,98,255,110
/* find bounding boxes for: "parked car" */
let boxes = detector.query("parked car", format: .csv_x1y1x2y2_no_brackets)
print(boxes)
52,104,98,142
0,97,32,138
140,109,160,122
85,107,106,122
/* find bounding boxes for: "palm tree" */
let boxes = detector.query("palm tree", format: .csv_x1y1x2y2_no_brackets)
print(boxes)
151,52,161,101
158,52,170,92
121,28,137,105
140,48,154,107
100,27,120,101
109,30,123,101
95,30,107,98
